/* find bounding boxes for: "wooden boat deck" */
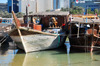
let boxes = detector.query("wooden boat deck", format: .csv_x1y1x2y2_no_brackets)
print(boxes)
70,17,100,24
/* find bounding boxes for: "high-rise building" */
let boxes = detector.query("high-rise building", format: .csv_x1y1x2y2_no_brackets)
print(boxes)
8,0,54,14
59,0,70,8
0,3,7,11
53,0,70,10
53,0,59,9
8,0,19,13
36,0,53,12
18,0,36,14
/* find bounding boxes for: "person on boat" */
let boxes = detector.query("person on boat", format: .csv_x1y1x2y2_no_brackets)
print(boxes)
32,18,37,24
52,17,58,28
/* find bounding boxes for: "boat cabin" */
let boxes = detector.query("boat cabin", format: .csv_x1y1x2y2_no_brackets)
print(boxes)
69,17,100,37
23,11,69,32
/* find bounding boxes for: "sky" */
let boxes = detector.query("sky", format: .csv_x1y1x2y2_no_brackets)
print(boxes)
0,0,7,3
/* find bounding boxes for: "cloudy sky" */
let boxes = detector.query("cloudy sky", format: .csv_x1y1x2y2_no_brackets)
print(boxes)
0,0,7,3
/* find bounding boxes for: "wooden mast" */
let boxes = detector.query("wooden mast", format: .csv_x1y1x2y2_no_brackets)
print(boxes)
12,11,27,53
36,0,37,13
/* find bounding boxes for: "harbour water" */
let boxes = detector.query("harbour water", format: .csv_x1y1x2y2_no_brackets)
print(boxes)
0,46,100,66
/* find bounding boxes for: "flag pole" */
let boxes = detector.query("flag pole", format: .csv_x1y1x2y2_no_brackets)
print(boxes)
26,0,29,28
12,0,13,23
36,0,37,13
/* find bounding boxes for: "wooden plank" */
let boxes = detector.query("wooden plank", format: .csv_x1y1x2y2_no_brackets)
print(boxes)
12,11,27,53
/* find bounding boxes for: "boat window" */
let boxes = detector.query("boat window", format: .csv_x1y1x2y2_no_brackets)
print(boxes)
32,17,40,24
49,17,58,28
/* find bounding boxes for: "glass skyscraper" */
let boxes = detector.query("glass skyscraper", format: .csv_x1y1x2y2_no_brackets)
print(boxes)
53,0,70,10
8,0,19,13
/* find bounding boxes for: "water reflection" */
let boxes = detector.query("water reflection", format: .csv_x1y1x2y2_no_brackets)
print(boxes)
12,50,100,66
91,51,100,61
12,50,68,66
0,48,100,66
67,54,71,66
0,49,18,66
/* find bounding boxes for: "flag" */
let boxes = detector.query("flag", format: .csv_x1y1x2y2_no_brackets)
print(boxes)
76,0,79,3
28,4,30,7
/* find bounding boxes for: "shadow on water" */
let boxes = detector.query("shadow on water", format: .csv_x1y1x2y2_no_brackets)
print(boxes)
16,48,25,54
0,42,9,55
0,36,16,55
0,43,18,66
50,45,90,55
93,50,100,55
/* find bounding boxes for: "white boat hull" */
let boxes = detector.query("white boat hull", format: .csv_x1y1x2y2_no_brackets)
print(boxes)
10,28,61,53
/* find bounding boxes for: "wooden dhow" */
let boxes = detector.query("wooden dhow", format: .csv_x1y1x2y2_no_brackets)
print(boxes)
9,11,69,53
68,17,100,51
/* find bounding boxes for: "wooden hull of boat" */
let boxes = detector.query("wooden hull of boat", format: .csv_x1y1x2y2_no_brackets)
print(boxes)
69,35,94,51
69,34,100,51
9,28,61,53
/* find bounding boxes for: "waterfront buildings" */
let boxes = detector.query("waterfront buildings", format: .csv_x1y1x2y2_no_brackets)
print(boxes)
36,0,53,12
53,0,70,9
7,0,100,14
71,0,100,13
8,0,19,13
0,3,7,11
8,0,35,13
53,0,100,10
8,0,53,14
8,0,70,14
18,0,36,14
59,0,70,8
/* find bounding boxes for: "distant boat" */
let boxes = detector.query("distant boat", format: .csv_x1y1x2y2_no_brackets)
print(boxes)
9,11,68,53
0,18,13,24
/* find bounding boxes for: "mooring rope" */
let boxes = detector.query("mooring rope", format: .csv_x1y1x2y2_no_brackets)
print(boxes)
77,23,80,38
57,35,60,47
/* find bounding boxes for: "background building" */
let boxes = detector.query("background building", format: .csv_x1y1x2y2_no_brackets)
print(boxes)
8,0,19,13
59,0,70,9
71,0,100,13
18,0,36,14
53,0,70,10
0,3,7,11
8,0,54,14
37,0,53,12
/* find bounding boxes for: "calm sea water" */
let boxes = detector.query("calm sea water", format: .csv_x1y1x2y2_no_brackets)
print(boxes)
0,48,100,66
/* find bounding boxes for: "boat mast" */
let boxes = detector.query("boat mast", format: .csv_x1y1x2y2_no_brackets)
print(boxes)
12,0,13,23
26,0,29,27
36,0,37,13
